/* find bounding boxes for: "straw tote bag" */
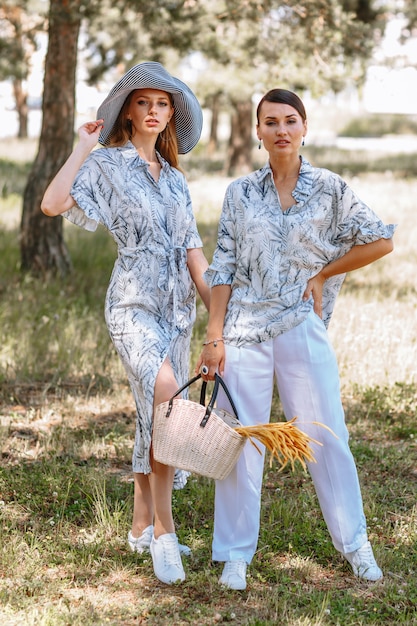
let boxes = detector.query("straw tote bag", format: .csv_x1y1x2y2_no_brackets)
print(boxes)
153,373,246,480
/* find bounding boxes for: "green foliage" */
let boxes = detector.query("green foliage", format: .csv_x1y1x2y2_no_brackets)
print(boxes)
302,145,417,178
186,141,417,179
0,158,32,197
0,222,118,389
403,0,417,30
0,0,46,82
347,382,417,440
339,114,417,138
81,1,388,104
82,0,202,82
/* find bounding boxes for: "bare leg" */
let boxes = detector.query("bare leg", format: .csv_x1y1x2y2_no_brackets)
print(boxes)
131,358,179,539
148,459,176,538
150,358,179,538
131,473,153,537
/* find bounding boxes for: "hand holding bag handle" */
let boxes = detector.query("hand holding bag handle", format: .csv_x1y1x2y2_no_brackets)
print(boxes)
199,373,239,426
164,373,239,426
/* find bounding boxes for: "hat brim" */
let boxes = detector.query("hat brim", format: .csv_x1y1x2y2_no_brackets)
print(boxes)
96,62,202,154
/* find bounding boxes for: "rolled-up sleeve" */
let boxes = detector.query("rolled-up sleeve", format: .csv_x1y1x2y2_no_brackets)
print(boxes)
63,153,111,231
334,179,396,246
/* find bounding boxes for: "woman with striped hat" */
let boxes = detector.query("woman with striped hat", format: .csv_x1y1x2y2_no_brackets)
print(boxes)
42,62,210,585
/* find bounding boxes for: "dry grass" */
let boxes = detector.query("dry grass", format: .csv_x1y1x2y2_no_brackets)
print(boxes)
327,175,417,389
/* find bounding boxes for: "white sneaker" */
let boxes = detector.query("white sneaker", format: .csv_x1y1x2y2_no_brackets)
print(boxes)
127,525,154,554
219,560,247,590
150,533,185,584
128,525,191,556
344,541,383,581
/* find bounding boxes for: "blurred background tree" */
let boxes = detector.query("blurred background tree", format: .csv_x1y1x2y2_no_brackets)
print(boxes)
0,0,45,138
20,0,83,275
402,0,417,29
12,0,410,275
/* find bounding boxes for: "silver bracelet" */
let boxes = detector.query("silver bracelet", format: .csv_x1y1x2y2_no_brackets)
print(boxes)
202,338,224,347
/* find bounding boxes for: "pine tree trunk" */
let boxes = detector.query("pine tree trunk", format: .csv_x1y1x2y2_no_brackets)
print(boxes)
226,99,253,176
20,0,82,276
13,78,28,139
207,93,221,155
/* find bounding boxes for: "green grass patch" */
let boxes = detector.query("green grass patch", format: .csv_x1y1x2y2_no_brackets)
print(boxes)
301,146,417,178
0,159,32,198
0,163,416,624
339,113,417,138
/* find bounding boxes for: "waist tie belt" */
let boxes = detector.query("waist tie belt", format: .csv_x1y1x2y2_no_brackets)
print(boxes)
118,245,188,324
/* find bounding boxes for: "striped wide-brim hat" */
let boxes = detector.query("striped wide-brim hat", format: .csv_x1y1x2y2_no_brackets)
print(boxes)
96,62,203,154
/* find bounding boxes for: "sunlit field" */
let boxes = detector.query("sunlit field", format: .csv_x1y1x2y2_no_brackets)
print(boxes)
0,142,416,625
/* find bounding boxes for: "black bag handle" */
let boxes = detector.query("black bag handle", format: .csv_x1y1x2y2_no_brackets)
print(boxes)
199,373,239,426
164,373,239,428
164,373,201,411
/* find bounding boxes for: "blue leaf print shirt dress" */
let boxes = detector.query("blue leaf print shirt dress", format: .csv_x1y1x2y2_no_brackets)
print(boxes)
63,142,203,485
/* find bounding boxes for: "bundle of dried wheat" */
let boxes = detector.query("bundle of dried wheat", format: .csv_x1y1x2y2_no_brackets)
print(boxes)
234,417,337,471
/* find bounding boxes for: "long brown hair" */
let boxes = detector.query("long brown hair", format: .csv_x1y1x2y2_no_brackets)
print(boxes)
107,91,181,169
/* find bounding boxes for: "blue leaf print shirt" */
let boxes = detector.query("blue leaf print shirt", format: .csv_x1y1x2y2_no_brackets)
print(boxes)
205,158,396,347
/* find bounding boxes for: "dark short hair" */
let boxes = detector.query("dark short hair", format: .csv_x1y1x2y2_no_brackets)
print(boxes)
256,89,307,124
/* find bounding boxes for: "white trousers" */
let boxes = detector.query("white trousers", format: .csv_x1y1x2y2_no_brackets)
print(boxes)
212,310,368,564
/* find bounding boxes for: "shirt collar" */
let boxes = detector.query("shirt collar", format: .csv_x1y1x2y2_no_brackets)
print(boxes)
118,141,170,172
258,156,315,205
